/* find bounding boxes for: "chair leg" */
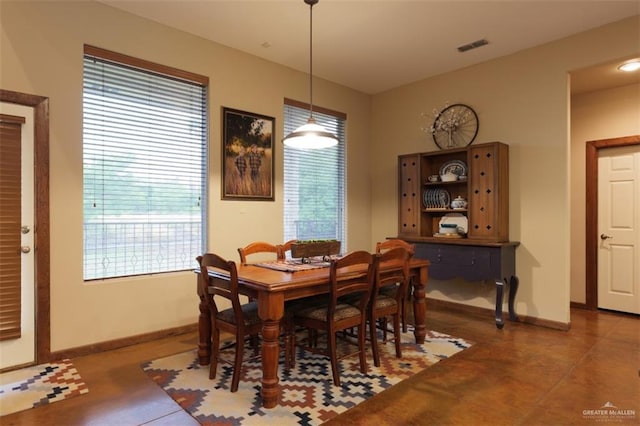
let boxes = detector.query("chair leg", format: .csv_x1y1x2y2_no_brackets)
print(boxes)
328,329,340,387
311,329,318,347
370,314,381,367
284,320,296,370
403,282,413,333
393,312,402,359
284,332,291,370
381,317,388,341
249,333,260,355
210,326,220,380
358,321,368,375
289,333,296,369
291,321,299,368
231,334,244,392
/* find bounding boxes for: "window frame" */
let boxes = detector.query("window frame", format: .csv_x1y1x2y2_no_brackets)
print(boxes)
283,98,346,248
82,45,209,281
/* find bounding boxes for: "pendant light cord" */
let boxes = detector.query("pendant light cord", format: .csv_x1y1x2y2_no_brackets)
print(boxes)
308,0,314,119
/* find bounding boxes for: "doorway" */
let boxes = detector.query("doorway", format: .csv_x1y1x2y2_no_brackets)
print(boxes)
0,89,50,371
585,135,640,312
0,103,35,368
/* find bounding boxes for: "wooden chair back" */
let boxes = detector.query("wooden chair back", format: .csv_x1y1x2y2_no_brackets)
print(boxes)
328,250,376,326
375,238,414,333
197,253,243,328
291,250,376,386
237,241,283,264
375,238,415,255
368,246,412,366
375,246,411,306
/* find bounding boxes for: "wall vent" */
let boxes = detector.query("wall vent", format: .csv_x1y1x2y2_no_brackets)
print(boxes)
457,39,489,53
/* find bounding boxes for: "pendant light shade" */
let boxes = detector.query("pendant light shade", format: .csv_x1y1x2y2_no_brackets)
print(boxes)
283,0,338,150
283,117,337,149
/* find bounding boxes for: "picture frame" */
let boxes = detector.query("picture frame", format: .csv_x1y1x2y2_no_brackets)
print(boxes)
222,107,275,201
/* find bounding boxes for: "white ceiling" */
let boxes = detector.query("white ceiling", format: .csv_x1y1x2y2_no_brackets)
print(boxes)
98,0,640,95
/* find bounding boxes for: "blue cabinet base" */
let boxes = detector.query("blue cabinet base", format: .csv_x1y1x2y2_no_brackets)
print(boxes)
411,240,520,329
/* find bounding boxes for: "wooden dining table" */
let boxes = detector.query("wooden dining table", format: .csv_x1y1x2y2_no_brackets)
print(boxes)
196,256,429,409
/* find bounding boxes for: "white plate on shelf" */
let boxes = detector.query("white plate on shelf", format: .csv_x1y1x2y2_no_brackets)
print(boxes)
439,160,467,178
423,189,450,209
437,189,450,208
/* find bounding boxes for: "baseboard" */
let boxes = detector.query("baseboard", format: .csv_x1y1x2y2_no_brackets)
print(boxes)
570,301,590,310
50,323,198,361
426,298,570,331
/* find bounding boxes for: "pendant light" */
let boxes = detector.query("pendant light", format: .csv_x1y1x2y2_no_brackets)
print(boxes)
283,0,338,149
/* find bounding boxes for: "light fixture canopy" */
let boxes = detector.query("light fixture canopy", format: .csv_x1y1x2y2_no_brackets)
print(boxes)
618,59,640,72
283,0,338,150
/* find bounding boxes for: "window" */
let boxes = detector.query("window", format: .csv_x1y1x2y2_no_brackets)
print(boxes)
283,99,346,246
83,46,208,280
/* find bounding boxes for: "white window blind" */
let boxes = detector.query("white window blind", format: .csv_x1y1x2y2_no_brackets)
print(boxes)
83,46,208,280
283,99,346,247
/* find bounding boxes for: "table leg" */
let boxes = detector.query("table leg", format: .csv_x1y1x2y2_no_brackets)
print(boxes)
508,275,519,321
197,296,211,365
258,292,284,409
412,264,428,344
495,279,505,329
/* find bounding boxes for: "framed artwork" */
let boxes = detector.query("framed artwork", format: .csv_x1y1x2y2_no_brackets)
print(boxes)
222,107,275,201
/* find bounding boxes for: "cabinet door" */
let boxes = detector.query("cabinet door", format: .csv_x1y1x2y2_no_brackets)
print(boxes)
398,154,421,237
468,143,509,241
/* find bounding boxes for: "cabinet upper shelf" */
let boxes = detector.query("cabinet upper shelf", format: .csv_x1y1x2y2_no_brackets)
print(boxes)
397,141,509,242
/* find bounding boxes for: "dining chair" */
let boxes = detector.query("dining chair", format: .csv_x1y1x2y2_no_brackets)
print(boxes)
291,250,376,387
237,241,284,305
369,246,412,367
196,253,264,392
375,239,415,332
375,239,415,255
237,241,284,265
197,253,262,392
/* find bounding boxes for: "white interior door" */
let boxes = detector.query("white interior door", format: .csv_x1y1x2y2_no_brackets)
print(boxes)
597,145,640,314
0,102,35,369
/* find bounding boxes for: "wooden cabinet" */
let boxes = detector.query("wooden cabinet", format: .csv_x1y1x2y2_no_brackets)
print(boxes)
398,141,509,242
397,142,519,328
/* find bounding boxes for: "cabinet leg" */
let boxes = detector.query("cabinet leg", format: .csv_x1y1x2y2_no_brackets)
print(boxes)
495,279,504,329
508,275,519,322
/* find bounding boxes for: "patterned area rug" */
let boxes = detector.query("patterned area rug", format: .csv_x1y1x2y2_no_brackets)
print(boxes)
142,329,472,425
0,359,89,416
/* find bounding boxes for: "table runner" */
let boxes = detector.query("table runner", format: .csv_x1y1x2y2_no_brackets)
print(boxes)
255,258,332,272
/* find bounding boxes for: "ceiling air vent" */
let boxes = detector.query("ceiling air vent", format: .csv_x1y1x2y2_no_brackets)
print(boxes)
457,39,489,53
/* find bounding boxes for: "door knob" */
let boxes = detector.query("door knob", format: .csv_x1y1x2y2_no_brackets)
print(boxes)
600,234,612,240
21,246,31,253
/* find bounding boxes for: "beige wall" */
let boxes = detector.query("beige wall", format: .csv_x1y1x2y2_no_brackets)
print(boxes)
1,0,638,350
570,83,640,303
370,16,639,326
0,1,371,351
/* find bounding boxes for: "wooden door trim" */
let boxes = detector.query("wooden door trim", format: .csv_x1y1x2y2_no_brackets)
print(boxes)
585,135,640,309
0,89,50,363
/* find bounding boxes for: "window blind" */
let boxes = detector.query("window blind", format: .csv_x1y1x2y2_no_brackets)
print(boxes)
283,100,346,247
83,46,208,280
0,115,25,340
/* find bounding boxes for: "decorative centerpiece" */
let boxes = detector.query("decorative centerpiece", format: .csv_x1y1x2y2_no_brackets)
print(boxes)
290,239,341,262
